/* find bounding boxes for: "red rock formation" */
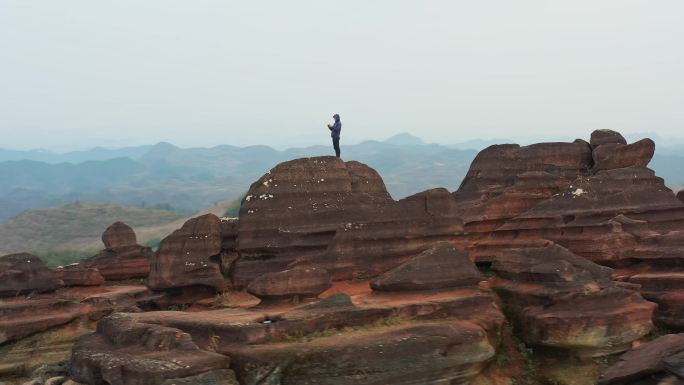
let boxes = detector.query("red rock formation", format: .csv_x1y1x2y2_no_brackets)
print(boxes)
231,157,463,287
148,214,224,292
54,266,105,286
592,138,655,172
46,131,684,385
599,334,684,385
0,253,62,297
590,129,627,148
370,242,483,291
81,222,153,280
246,267,331,298
70,313,230,385
678,189,684,204
0,297,89,344
451,141,593,243
101,221,137,250
69,282,505,385
0,285,153,345
454,131,684,330
490,244,655,356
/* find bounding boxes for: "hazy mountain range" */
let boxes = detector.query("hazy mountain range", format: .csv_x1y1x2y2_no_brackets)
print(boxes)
1,133,682,223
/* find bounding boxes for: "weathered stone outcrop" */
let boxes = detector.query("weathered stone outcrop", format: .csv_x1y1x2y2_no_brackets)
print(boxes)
54,266,105,287
678,189,684,204
590,129,627,148
370,242,483,292
81,222,153,280
592,138,655,172
0,253,62,297
490,244,655,356
70,313,230,385
148,214,224,292
452,140,593,236
0,297,89,344
0,320,92,380
246,267,331,298
230,157,463,287
599,334,684,385
102,221,137,250
0,285,154,379
70,281,505,385
455,131,684,330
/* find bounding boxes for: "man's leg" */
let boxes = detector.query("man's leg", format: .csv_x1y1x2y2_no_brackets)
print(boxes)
333,137,340,157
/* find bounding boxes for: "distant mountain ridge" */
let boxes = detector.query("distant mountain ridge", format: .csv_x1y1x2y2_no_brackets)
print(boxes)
0,133,682,223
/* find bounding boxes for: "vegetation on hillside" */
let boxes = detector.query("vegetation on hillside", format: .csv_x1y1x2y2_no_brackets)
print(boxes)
0,202,184,255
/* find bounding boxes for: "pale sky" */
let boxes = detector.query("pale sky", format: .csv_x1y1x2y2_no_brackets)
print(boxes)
1,1,683,150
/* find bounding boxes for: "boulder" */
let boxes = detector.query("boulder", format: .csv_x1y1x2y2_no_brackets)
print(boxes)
491,244,655,356
590,129,627,148
599,334,684,385
246,267,331,298
148,214,224,291
81,222,153,280
370,242,483,291
0,253,62,297
101,221,137,251
53,266,105,287
592,138,655,171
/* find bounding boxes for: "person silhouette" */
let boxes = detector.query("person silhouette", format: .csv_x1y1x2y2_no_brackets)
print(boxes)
327,114,342,158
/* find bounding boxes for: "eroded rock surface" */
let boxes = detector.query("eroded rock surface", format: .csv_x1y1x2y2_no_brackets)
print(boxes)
370,242,483,292
246,267,331,298
70,282,504,385
590,129,627,148
12,130,684,385
70,313,230,385
148,214,224,291
0,285,155,379
458,131,684,330
0,253,62,297
81,222,153,280
599,334,684,385
231,157,463,287
54,266,105,287
491,244,655,356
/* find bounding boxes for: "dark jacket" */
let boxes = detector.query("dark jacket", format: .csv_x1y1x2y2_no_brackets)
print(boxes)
329,117,341,138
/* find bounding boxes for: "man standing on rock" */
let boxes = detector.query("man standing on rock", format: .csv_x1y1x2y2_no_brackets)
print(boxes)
327,113,342,158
